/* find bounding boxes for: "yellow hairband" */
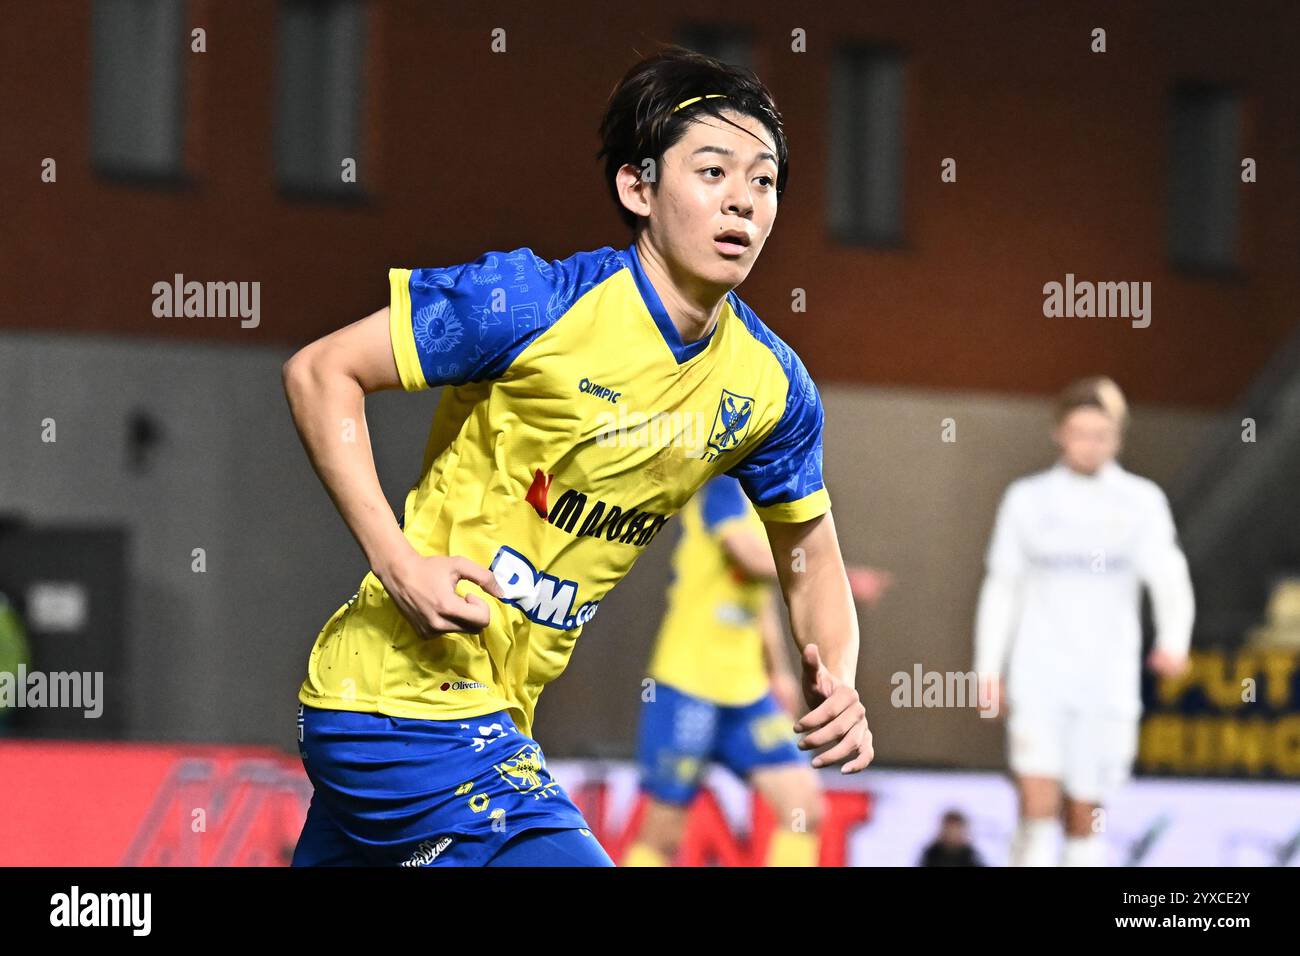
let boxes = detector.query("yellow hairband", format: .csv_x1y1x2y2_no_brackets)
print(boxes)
673,94,727,112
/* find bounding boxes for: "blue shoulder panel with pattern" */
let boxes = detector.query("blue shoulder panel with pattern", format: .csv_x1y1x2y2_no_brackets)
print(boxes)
406,246,626,386
722,292,828,510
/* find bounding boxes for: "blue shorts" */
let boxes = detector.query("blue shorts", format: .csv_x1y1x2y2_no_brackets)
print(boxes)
636,683,802,805
292,703,611,867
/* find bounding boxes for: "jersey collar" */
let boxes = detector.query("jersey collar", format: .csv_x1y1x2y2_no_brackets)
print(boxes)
626,242,720,365
1053,459,1121,483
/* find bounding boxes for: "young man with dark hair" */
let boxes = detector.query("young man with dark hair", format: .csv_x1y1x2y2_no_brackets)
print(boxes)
283,47,872,867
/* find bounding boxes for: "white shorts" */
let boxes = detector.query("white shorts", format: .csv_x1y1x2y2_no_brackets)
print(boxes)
1006,702,1139,803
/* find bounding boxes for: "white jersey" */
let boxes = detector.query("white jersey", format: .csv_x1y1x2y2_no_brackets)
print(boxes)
974,460,1194,718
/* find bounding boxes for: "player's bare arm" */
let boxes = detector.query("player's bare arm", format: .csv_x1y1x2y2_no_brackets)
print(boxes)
757,587,801,716
281,308,501,639
764,511,873,773
724,526,892,605
720,527,779,580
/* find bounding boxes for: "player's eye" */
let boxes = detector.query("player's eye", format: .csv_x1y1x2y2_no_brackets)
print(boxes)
702,166,724,179
755,175,775,189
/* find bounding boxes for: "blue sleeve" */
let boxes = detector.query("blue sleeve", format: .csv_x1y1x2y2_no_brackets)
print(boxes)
726,337,830,522
388,247,617,391
699,476,751,531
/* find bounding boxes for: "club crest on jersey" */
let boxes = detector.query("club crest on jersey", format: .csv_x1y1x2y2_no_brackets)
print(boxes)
705,389,754,460
493,743,562,799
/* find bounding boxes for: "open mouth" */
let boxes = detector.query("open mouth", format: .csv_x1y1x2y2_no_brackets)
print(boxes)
714,231,751,256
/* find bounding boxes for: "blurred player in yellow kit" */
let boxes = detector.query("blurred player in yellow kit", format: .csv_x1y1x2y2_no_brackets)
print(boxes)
626,475,889,866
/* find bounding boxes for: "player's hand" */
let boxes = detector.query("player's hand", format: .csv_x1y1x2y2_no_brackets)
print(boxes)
846,566,893,607
794,643,873,773
977,673,1005,720
770,670,801,717
376,550,503,638
1146,647,1190,680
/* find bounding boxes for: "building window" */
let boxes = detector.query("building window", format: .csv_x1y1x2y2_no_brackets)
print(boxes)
91,0,187,180
1169,84,1242,273
275,0,366,197
828,46,906,246
675,24,755,72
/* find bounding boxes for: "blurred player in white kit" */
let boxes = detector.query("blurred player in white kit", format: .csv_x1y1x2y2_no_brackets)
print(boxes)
974,377,1195,866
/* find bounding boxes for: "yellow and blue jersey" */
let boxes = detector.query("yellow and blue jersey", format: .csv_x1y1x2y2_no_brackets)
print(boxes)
298,242,830,738
648,475,772,706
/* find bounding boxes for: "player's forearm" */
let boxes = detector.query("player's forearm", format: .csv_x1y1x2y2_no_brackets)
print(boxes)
282,357,412,576
723,532,779,581
973,572,1019,677
783,559,860,686
767,513,860,686
758,589,793,678
1148,549,1195,656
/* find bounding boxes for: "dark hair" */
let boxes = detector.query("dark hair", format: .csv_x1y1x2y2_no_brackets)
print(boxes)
597,46,789,233
941,810,968,825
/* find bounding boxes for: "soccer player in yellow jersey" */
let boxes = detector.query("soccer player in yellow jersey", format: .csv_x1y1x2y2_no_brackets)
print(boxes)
283,47,875,867
626,475,889,867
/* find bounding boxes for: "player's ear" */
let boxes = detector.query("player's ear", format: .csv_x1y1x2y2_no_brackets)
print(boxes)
615,161,653,221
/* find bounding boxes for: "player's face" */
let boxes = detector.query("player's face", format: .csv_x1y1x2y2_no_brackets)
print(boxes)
1054,407,1121,475
651,109,779,289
